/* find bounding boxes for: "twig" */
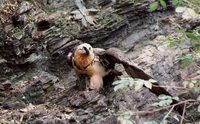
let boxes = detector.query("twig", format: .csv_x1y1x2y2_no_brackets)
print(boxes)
180,103,186,124
152,84,188,90
162,105,175,122
120,99,198,116
19,113,24,124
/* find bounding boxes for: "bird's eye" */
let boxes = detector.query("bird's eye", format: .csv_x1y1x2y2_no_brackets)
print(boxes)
89,47,91,50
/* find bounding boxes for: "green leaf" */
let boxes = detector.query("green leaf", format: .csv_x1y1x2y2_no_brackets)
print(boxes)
113,79,127,85
176,54,193,61
159,0,167,8
118,111,133,124
160,120,168,124
113,78,136,91
158,94,172,100
152,102,160,106
158,99,173,106
150,2,159,11
198,104,200,112
144,81,152,89
182,8,199,20
114,83,128,91
149,79,157,83
176,54,193,68
128,78,135,87
192,79,198,84
172,96,179,101
134,81,144,91
172,0,179,6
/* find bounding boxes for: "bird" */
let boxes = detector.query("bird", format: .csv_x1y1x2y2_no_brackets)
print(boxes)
67,43,111,90
67,43,183,114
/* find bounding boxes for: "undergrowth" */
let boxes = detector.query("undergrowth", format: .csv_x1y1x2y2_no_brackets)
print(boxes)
113,77,200,124
114,1,200,123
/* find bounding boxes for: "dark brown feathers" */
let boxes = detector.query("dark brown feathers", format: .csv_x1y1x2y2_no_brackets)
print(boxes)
96,47,183,115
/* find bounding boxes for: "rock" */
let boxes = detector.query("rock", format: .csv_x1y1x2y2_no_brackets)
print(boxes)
35,11,66,31
95,115,119,124
17,1,33,15
31,29,46,40
4,24,14,33
24,53,43,63
0,59,7,65
24,80,46,104
2,80,12,91
47,37,73,54
68,91,87,107
1,0,199,123
96,0,112,6
12,14,27,27
2,97,26,109
31,116,67,124
84,90,108,113
0,58,12,82
84,90,105,103
12,1,33,27
24,71,59,104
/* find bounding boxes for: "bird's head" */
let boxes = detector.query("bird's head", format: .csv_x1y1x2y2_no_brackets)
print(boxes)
76,43,93,55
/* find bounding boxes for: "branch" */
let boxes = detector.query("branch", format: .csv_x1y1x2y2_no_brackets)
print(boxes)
162,105,175,122
152,84,188,90
125,99,197,116
180,103,186,124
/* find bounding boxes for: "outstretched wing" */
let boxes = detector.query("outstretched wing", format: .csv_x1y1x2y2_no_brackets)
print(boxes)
96,47,183,114
93,48,115,71
96,47,172,95
96,47,152,80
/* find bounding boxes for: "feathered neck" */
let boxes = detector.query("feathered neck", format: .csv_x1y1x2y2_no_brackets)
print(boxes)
73,51,95,70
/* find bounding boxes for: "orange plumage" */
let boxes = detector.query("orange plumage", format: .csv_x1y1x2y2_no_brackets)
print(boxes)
69,43,109,90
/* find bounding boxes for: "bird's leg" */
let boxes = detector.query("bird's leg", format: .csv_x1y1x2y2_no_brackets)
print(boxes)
89,75,103,91
75,73,87,90
85,78,91,92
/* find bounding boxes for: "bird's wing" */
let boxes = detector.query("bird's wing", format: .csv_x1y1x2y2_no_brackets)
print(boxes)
67,52,73,67
97,47,183,114
93,47,115,70
97,47,152,80
97,47,173,95
93,48,106,54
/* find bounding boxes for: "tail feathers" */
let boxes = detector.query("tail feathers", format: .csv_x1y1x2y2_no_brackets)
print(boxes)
89,47,184,115
123,61,183,115
150,83,183,115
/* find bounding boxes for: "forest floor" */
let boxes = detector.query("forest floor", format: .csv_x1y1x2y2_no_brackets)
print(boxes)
0,0,200,123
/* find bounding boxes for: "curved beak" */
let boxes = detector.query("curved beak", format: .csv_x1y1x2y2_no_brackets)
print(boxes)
83,46,89,55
